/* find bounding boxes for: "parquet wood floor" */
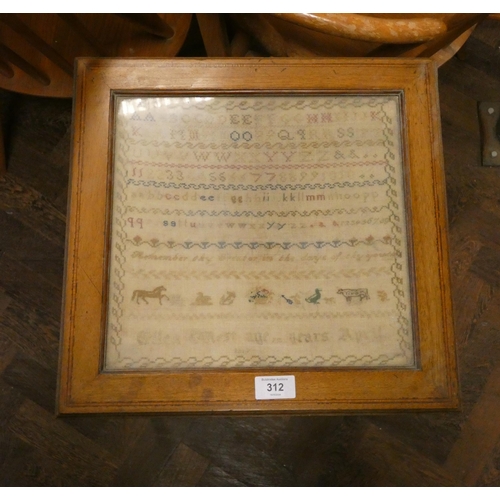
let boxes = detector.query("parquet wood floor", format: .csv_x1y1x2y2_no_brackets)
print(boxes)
1,20,500,486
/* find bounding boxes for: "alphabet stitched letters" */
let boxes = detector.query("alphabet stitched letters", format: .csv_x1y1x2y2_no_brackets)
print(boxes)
105,95,415,370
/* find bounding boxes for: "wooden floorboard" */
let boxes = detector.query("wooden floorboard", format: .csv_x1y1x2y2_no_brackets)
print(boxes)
1,21,500,486
444,362,500,485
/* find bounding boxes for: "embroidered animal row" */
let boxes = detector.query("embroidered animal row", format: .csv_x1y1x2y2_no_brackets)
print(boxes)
131,286,371,306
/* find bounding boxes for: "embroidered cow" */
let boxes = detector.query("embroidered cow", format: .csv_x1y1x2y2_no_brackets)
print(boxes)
337,288,370,302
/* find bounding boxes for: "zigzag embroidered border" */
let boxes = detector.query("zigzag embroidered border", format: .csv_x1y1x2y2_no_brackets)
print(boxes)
126,178,387,191
126,139,386,150
128,267,392,281
127,310,395,321
125,94,393,112
125,206,388,217
127,159,388,170
126,238,394,250
113,352,404,369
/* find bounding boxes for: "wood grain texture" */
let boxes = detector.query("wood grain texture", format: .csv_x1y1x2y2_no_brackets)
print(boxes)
0,14,192,98
0,19,500,484
274,14,448,44
196,14,230,57
230,13,485,63
57,57,458,414
444,363,500,485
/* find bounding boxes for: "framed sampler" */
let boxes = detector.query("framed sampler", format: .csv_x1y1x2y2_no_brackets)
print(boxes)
57,58,459,414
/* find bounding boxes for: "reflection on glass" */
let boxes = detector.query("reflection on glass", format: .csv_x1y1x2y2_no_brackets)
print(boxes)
105,94,414,370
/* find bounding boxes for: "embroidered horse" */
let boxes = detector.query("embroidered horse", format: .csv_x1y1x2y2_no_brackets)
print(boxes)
132,286,168,305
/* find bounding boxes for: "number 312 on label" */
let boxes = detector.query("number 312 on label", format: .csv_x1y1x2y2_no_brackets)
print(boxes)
254,376,296,400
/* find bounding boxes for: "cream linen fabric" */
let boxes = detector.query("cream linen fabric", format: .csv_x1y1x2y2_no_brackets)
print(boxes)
105,95,414,369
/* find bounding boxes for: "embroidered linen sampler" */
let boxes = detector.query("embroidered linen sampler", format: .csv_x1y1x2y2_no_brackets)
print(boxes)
105,94,414,370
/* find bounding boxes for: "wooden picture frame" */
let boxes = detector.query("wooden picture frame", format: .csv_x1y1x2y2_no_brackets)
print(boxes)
57,58,459,414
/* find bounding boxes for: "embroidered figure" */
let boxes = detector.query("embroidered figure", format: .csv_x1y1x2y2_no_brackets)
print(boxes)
131,286,168,305
193,292,213,306
337,288,370,302
305,288,322,304
220,291,236,305
249,288,273,305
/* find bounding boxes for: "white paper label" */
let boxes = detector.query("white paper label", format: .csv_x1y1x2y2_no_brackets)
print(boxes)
255,375,296,400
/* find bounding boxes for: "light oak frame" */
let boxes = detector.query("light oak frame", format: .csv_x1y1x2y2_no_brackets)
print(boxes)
58,58,458,414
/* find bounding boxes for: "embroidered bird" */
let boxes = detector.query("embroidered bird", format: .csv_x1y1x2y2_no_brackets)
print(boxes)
305,288,322,304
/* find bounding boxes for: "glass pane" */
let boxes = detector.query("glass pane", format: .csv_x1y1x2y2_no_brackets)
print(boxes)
105,94,415,370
